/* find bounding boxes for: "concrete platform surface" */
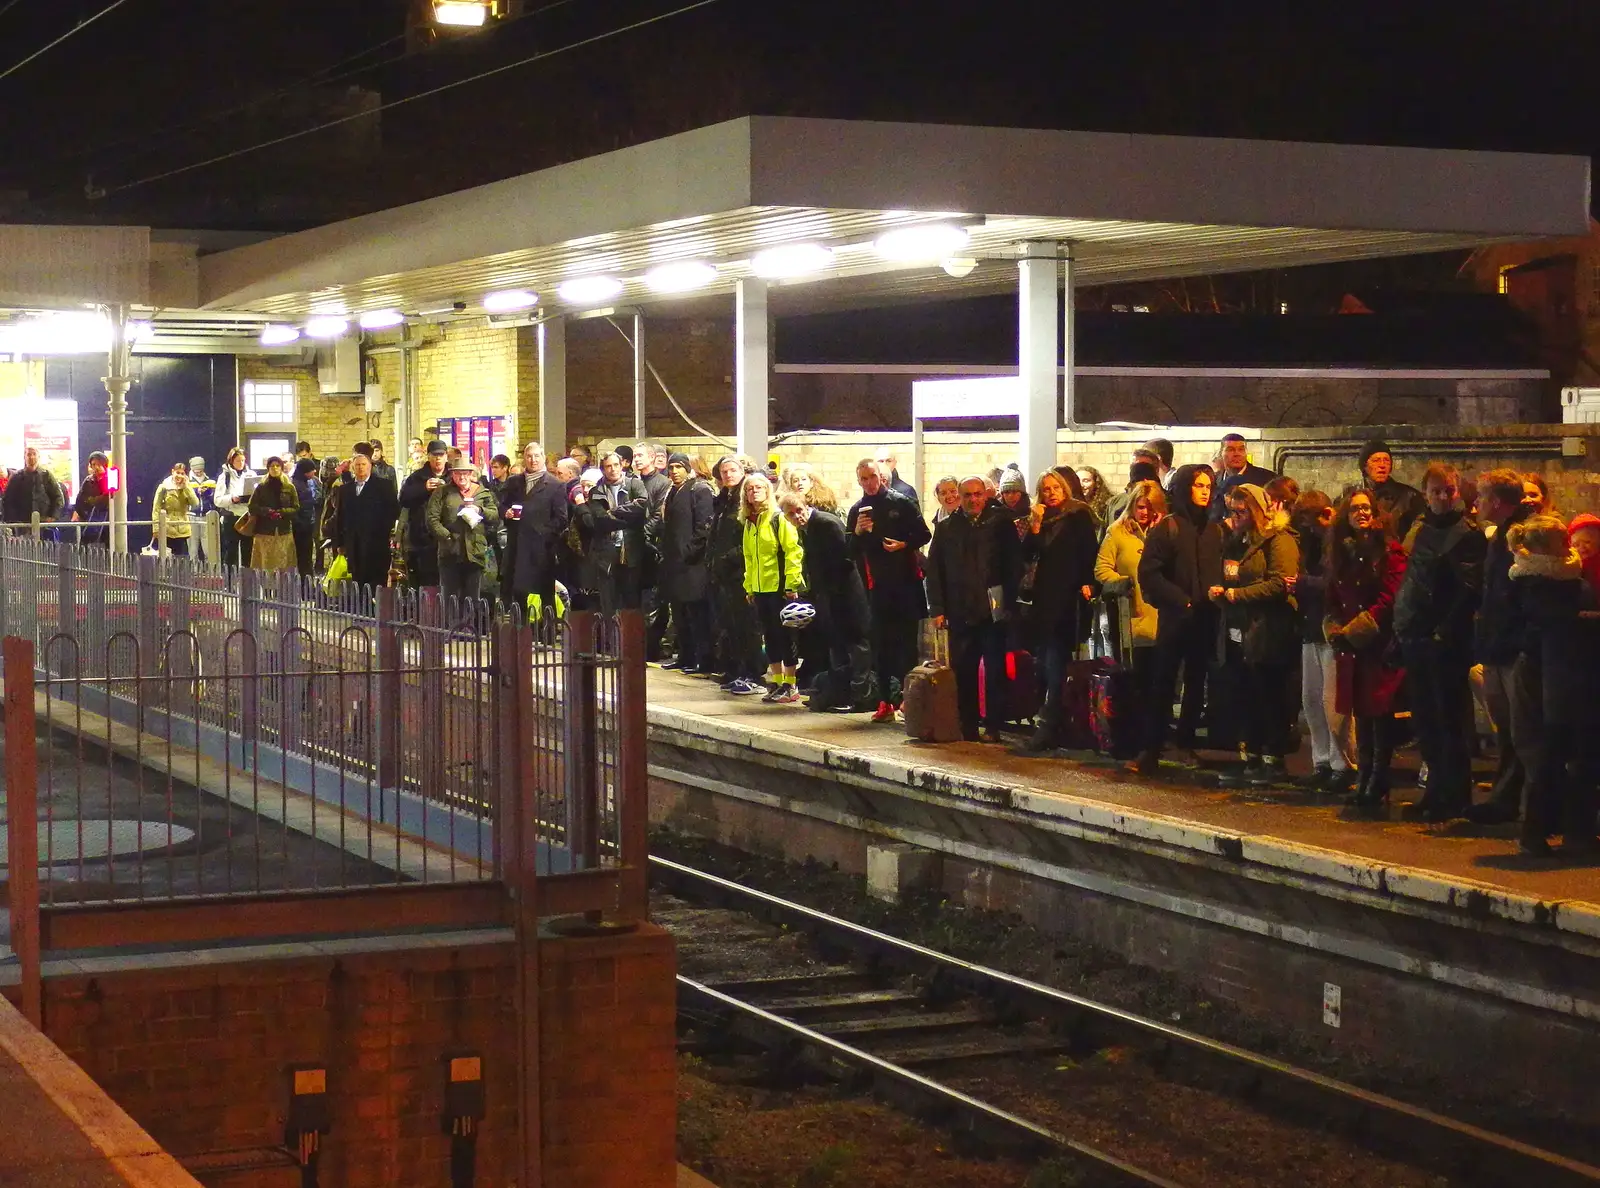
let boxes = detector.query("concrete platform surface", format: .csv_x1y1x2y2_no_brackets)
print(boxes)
646,670,1600,938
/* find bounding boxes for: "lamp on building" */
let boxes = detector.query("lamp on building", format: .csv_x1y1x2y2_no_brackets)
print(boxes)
875,223,969,262
482,289,538,313
304,316,349,339
358,309,405,330
644,260,717,294
751,243,833,279
433,1,492,27
260,324,301,346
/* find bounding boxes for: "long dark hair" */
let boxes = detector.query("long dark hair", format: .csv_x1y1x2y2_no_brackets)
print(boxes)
1328,490,1389,582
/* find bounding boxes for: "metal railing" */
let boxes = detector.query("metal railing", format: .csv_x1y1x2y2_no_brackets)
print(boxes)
1,534,647,986
16,508,224,562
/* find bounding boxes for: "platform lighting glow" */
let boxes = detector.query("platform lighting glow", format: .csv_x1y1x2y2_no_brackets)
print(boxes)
259,324,301,346
941,257,979,278
126,320,154,341
0,311,145,355
557,276,624,305
304,315,350,339
433,1,489,26
644,260,717,294
481,289,539,313
874,223,970,262
751,242,833,279
358,309,405,330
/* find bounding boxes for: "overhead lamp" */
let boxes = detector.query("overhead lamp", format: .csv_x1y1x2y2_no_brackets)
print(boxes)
433,1,489,26
304,315,349,339
941,258,979,279
126,320,154,342
751,242,833,279
644,260,717,294
875,223,970,262
557,276,624,305
482,289,539,314
259,324,301,346
358,309,405,330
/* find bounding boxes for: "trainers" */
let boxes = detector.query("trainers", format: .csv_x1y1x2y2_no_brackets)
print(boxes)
761,683,785,703
772,686,802,705
870,701,897,724
719,678,742,692
729,679,763,695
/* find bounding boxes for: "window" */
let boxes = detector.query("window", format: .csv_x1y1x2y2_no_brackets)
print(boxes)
242,380,296,425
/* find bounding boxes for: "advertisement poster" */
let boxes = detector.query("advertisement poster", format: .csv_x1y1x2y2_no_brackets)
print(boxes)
443,415,514,473
0,399,79,503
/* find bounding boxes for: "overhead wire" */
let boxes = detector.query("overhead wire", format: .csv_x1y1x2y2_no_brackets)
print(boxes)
98,0,721,197
0,0,31,23
0,0,138,84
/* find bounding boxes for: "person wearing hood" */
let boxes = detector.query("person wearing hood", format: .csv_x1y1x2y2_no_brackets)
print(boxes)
290,457,321,576
1136,464,1221,772
1016,467,1099,752
1506,515,1600,856
1353,440,1426,541
1210,482,1300,787
1393,463,1487,820
1323,489,1408,811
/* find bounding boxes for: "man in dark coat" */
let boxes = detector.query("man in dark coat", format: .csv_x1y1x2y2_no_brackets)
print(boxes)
1208,433,1275,523
1137,464,1224,770
1354,439,1426,540
3,446,64,526
873,447,919,504
398,441,450,587
658,454,715,671
331,452,399,590
502,442,571,622
1469,468,1538,824
573,452,649,614
847,457,932,720
926,476,1021,742
633,441,672,656
782,494,873,711
1393,462,1486,821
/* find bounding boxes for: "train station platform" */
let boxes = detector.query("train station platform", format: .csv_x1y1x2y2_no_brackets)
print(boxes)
643,668,1600,1102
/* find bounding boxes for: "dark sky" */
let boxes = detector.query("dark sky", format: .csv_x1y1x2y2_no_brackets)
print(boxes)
2,0,1597,227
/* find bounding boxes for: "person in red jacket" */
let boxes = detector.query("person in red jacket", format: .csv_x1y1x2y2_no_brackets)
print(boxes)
1323,489,1408,812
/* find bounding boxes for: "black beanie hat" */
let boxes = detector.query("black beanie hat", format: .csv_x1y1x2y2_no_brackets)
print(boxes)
1359,439,1391,474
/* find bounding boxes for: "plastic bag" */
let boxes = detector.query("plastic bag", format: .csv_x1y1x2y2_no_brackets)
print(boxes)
322,553,350,596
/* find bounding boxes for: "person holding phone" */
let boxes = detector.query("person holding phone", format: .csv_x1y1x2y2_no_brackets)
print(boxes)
847,457,931,722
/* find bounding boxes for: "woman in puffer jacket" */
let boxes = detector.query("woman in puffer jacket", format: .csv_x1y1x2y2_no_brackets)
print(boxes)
1209,483,1300,788
1322,489,1407,812
1507,514,1600,856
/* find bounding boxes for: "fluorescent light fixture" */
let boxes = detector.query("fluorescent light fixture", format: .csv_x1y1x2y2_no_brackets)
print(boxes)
644,260,717,294
557,276,624,305
433,1,488,26
875,223,970,262
304,315,349,339
482,289,539,313
751,242,833,279
259,324,301,346
358,309,405,330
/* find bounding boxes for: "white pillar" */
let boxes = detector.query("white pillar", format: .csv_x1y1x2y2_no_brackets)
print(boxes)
102,303,132,554
538,316,567,453
1017,242,1060,483
632,311,647,441
735,277,769,462
1061,248,1077,430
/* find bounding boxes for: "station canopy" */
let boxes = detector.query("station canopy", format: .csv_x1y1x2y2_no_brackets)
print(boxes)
191,116,1593,323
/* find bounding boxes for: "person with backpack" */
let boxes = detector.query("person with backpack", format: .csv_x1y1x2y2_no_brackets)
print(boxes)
927,476,1022,743
741,472,805,704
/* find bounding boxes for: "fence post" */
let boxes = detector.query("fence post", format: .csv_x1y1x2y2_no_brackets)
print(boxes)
54,543,77,678
204,511,221,569
238,567,261,745
375,585,400,788
29,510,40,540
614,609,649,923
562,610,599,876
85,556,106,674
156,508,168,559
0,535,8,640
418,588,446,804
4,636,42,1027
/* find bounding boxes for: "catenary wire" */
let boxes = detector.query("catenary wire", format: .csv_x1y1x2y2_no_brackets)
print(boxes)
0,0,138,84
98,0,721,197
58,0,590,172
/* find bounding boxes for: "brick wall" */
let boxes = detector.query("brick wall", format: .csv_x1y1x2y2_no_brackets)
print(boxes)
24,925,677,1188
414,324,519,442
238,355,377,461
562,316,736,451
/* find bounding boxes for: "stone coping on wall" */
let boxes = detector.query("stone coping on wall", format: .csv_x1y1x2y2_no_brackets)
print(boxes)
646,702,1600,950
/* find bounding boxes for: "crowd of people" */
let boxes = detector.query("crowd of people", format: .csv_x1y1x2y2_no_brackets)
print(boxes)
8,429,1597,857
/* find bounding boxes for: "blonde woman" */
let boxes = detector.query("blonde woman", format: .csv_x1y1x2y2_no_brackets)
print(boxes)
741,472,806,703
781,463,839,513
1094,480,1164,762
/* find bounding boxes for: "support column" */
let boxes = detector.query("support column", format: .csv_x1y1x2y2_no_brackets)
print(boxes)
538,316,567,453
102,304,132,554
632,311,647,441
1062,248,1077,431
735,277,769,462
1017,243,1060,484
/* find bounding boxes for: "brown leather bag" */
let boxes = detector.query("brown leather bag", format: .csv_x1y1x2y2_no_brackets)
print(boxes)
233,513,257,537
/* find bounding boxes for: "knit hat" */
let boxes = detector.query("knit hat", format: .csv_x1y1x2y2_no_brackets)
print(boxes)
1359,439,1392,474
580,467,603,485
188,455,205,470
999,467,1027,494
293,457,318,478
667,452,692,470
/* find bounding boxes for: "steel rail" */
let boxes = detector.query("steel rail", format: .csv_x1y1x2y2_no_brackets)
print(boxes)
652,854,1600,1188
677,976,1188,1188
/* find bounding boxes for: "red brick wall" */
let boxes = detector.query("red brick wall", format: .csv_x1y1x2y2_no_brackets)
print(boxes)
20,924,677,1188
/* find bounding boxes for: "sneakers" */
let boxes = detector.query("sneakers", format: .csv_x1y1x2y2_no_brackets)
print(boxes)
870,701,897,724
719,677,742,692
771,686,802,705
726,679,763,696
761,682,785,703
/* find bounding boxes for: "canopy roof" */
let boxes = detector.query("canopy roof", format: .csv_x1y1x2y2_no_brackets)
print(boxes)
192,117,1591,320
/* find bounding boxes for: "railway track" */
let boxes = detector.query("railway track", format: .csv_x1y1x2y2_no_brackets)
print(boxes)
653,854,1600,1188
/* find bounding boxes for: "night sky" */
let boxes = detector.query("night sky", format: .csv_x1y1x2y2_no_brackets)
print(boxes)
1,1,1597,229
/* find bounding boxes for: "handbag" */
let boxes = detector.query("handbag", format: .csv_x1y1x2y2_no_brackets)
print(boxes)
234,513,257,537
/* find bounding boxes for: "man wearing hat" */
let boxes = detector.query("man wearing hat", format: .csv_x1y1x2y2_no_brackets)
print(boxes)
425,458,499,605
399,440,451,587
1353,439,1425,539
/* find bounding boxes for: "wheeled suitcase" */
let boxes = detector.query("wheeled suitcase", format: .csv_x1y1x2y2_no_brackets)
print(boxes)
1090,595,1143,758
903,629,962,742
979,649,1042,726
1061,657,1105,750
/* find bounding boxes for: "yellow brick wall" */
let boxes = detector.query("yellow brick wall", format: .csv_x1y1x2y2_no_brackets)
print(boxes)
237,356,374,460
414,324,519,444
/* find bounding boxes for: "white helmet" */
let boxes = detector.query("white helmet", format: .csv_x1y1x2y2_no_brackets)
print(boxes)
780,601,816,629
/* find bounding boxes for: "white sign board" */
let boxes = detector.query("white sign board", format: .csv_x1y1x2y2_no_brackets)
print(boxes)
0,398,79,503
911,375,1022,421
